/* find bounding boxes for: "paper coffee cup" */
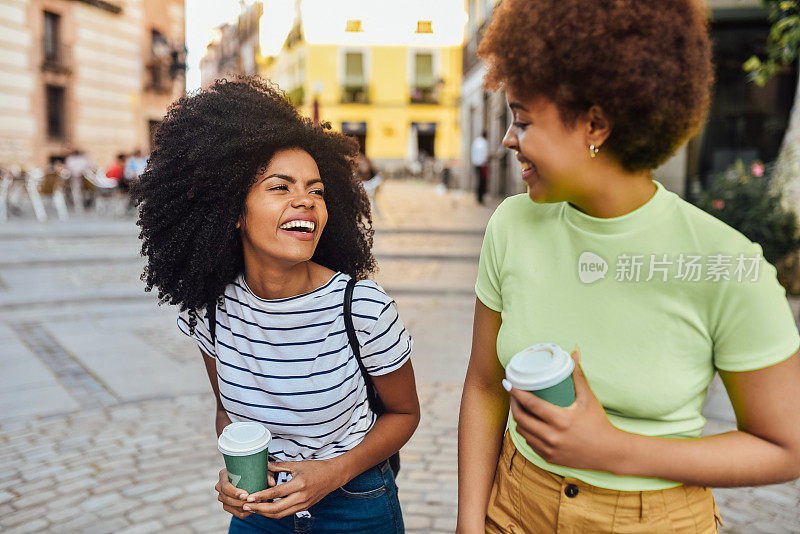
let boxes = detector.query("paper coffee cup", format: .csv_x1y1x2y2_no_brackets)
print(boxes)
218,422,271,494
506,343,576,407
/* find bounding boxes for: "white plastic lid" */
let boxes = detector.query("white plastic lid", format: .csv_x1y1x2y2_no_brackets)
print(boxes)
217,422,271,456
505,343,575,391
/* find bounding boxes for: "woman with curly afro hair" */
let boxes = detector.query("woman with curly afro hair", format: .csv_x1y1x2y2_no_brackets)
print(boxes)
134,76,418,533
457,1,800,532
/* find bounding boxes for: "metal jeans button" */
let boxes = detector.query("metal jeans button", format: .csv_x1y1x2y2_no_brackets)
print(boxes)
565,484,579,498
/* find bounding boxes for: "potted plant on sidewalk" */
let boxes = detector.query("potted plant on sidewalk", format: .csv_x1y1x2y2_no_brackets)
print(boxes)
695,159,800,296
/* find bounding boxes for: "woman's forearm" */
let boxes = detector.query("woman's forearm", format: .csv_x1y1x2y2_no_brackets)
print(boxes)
330,411,420,487
611,428,800,487
456,381,510,533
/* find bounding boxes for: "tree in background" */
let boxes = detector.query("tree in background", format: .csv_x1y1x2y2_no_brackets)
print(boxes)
696,160,800,266
744,0,800,211
696,3,800,294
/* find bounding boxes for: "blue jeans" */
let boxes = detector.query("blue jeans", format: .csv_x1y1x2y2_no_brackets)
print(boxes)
228,461,404,534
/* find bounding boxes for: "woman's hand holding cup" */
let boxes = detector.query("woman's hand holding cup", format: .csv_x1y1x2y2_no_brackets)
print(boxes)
215,468,252,520
242,459,344,519
504,345,626,472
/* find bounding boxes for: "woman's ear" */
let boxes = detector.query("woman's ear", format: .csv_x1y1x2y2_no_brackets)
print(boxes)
585,105,613,148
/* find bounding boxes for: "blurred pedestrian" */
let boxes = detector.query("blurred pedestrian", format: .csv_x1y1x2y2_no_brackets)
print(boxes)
133,77,418,533
124,149,147,186
356,152,383,217
64,149,93,212
457,1,800,533
123,149,147,214
105,153,125,185
471,131,489,204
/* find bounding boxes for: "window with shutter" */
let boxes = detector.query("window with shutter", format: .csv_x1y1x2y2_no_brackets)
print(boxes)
344,52,365,89
415,53,434,90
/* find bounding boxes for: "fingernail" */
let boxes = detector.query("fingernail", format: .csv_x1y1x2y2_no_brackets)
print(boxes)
243,505,251,511
501,379,512,392
247,496,255,502
238,493,247,499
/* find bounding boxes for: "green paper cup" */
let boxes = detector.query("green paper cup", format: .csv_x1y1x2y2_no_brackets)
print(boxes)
218,422,271,494
506,343,576,407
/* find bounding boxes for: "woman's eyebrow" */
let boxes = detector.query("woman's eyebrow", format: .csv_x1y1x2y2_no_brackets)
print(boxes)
264,173,295,183
508,102,527,112
263,174,323,186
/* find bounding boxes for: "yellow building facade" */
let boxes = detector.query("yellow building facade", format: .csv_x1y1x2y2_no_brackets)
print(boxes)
259,0,465,165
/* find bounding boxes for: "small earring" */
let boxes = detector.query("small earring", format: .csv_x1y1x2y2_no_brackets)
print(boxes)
589,144,600,158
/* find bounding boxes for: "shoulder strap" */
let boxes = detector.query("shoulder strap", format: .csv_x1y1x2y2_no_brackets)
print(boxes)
343,277,399,476
344,278,383,415
207,298,217,342
344,278,365,368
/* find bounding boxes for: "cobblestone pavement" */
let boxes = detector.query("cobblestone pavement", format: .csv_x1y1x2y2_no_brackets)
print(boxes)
1,180,799,533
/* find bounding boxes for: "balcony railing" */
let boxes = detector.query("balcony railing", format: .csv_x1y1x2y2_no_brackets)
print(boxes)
341,85,369,104
410,86,438,104
41,44,72,74
145,61,174,94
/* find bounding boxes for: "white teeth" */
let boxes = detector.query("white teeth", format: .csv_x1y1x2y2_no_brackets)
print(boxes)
520,161,532,172
280,220,315,231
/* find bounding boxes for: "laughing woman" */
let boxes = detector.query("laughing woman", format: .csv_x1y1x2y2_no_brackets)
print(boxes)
134,77,418,534
457,1,800,533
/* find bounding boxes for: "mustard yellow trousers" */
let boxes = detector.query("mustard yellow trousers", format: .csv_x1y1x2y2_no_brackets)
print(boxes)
485,432,723,533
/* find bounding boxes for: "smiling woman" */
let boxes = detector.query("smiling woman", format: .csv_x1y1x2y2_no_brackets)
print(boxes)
134,77,375,318
237,150,330,289
456,1,800,533
133,76,418,533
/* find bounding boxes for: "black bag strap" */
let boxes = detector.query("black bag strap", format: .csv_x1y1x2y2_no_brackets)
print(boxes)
344,278,383,414
343,277,400,476
207,298,217,343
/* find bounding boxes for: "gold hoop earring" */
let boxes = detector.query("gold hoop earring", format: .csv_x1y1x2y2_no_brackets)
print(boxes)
589,145,600,158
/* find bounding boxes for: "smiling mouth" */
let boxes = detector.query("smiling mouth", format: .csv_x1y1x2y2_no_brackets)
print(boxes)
280,220,315,233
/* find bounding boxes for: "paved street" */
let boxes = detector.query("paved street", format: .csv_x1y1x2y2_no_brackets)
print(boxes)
0,180,798,533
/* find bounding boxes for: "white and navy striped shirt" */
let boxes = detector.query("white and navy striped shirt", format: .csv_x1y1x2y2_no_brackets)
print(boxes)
178,272,412,462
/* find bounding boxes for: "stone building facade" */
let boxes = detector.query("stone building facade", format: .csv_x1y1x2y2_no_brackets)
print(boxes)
0,0,185,170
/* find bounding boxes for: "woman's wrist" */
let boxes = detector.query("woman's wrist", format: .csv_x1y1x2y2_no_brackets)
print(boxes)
321,455,356,489
455,517,486,534
597,427,634,475
215,409,231,437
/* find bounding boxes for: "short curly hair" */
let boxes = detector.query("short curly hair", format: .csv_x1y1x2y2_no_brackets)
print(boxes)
478,0,713,172
133,76,375,330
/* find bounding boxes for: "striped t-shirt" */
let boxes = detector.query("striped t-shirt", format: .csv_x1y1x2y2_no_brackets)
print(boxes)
177,272,412,462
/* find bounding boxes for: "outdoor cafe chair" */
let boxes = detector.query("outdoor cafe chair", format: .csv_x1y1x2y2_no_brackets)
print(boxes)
83,168,122,216
38,169,70,221
0,167,55,223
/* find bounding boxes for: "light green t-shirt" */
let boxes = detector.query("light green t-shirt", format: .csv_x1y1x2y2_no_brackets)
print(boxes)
475,181,799,491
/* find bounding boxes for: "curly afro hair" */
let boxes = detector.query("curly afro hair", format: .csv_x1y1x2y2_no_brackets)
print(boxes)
478,0,713,172
133,76,375,330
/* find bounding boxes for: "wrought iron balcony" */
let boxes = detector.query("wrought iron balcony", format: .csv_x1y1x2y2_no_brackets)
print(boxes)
41,44,72,74
341,85,369,104
410,86,439,104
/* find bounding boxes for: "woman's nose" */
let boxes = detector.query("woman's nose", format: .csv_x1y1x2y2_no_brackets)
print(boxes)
291,190,315,208
502,125,517,150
